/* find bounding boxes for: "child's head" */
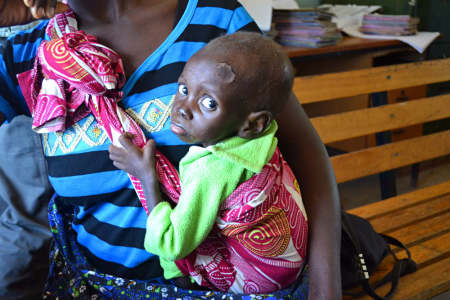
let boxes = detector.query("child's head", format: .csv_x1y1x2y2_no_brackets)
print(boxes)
170,32,294,147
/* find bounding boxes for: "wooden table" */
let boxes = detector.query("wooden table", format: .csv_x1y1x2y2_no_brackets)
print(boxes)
284,36,406,59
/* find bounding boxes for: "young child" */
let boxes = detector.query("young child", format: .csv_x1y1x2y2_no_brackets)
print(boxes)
108,32,308,294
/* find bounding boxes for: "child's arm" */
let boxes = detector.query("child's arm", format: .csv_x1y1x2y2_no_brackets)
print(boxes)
108,133,162,212
144,152,251,261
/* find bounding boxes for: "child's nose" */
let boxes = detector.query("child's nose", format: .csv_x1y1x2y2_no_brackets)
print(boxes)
177,104,193,120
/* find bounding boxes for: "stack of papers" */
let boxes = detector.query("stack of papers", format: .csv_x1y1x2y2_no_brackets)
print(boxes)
273,9,342,48
359,14,419,36
319,4,440,53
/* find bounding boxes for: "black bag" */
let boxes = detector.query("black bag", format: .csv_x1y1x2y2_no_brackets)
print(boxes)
341,212,417,300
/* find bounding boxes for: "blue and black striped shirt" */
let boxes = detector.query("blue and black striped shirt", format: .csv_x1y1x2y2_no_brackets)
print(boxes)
0,0,260,280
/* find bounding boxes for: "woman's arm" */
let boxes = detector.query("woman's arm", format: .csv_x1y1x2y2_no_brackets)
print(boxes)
276,92,342,300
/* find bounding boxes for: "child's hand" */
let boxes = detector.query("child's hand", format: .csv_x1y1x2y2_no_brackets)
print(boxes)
108,133,157,182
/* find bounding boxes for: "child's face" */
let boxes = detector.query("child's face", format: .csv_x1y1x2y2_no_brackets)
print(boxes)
170,54,249,147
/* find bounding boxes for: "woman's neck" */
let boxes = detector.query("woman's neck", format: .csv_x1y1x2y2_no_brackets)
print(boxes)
67,0,165,27
66,0,179,75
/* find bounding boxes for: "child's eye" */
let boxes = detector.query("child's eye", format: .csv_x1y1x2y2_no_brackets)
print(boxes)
178,84,188,96
200,96,217,110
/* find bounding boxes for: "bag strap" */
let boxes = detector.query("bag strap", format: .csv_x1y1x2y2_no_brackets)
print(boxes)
342,213,417,300
361,257,416,300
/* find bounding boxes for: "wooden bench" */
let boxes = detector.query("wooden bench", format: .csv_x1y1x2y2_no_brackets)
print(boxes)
293,58,450,300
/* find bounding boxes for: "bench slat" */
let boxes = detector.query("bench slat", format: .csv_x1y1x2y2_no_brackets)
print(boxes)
371,231,449,283
358,256,450,300
388,211,450,247
346,232,450,300
398,231,450,267
348,181,450,219
369,193,450,233
294,58,450,104
332,130,450,183
311,94,450,144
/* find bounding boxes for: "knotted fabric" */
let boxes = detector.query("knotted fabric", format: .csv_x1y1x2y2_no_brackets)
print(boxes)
17,10,180,214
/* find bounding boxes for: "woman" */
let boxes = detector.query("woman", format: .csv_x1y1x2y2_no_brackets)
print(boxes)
0,1,341,299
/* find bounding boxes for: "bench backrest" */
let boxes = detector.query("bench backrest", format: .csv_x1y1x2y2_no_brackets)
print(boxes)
293,58,450,184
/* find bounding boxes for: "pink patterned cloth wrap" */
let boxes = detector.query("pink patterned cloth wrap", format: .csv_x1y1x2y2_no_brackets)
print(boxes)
165,148,308,294
16,10,180,214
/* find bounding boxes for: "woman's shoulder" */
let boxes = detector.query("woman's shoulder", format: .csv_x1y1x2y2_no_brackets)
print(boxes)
188,0,260,34
1,20,49,79
194,0,241,10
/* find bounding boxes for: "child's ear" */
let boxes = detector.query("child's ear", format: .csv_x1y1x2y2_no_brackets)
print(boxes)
238,111,273,139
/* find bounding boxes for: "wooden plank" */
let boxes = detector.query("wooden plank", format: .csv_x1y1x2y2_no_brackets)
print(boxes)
396,231,450,266
311,94,450,144
358,256,450,300
343,214,449,297
388,86,426,143
348,233,450,300
331,130,450,183
293,58,450,104
348,181,450,219
368,194,450,234
368,231,449,285
388,211,450,246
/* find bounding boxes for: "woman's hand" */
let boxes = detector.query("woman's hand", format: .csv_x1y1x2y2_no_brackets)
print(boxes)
0,0,67,26
23,0,57,19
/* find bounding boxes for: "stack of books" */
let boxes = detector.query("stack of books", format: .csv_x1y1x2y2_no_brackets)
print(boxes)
359,14,419,36
273,9,342,48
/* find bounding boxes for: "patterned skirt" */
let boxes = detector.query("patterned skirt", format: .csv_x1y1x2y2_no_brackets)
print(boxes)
43,197,309,299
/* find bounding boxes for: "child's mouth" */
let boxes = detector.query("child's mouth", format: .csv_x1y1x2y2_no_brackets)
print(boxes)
170,122,186,136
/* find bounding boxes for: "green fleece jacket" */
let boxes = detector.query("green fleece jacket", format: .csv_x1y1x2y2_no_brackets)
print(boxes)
144,121,278,279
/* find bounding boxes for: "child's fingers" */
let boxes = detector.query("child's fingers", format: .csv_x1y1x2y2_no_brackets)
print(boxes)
108,144,122,155
143,140,156,160
108,145,127,163
118,133,144,157
147,139,156,148
108,151,123,163
118,134,135,150
146,139,157,152
123,132,135,139
112,160,126,171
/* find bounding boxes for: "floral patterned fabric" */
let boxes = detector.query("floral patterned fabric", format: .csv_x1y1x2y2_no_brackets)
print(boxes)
44,196,309,299
174,148,308,293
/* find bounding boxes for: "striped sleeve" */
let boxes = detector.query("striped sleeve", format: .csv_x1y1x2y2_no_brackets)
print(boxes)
0,41,23,121
227,2,262,34
0,21,48,122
